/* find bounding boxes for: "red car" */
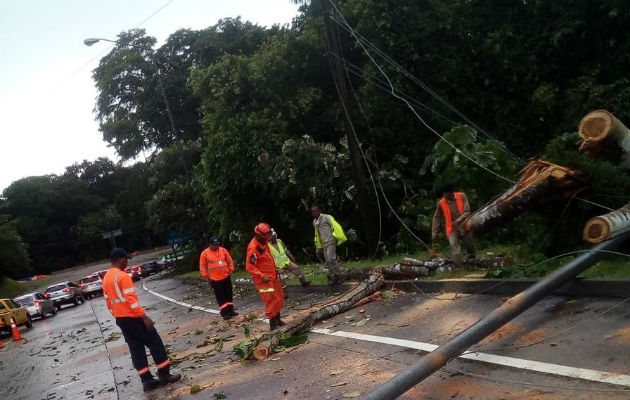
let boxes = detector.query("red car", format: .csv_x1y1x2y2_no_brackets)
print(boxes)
124,265,143,281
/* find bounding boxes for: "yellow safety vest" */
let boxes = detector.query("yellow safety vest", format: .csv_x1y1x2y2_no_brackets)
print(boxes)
314,215,347,249
269,239,291,269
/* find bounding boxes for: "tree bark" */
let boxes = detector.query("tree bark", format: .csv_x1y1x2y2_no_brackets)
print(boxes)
578,110,630,170
464,160,586,236
259,273,386,354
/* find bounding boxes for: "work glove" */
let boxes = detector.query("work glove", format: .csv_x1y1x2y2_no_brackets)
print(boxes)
316,248,324,260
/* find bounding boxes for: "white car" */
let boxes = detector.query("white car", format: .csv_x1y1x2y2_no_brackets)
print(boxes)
14,292,57,319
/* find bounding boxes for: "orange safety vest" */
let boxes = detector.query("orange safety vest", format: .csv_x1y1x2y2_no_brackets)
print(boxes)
246,237,277,289
439,192,470,237
102,267,145,318
199,247,234,281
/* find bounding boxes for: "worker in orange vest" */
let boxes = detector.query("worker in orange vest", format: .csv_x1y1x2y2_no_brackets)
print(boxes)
199,236,238,320
103,248,181,392
246,222,285,330
430,184,476,266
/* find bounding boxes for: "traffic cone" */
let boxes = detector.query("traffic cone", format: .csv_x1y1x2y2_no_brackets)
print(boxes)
10,318,22,341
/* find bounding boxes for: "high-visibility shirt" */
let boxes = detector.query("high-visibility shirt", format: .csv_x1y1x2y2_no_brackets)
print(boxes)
103,267,145,318
269,239,291,269
246,237,277,287
314,214,347,249
199,247,234,281
438,192,470,237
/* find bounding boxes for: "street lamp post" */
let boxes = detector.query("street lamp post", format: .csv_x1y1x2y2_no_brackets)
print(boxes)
85,37,208,238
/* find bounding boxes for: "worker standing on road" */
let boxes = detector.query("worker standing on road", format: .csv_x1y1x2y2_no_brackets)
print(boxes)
269,229,311,288
311,205,347,285
103,248,181,392
430,184,476,266
246,223,285,330
199,236,238,320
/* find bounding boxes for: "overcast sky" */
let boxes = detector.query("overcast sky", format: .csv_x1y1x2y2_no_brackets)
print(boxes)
0,0,300,192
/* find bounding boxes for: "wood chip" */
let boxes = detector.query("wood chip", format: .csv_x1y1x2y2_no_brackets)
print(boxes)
331,382,348,387
330,369,344,376
343,391,361,398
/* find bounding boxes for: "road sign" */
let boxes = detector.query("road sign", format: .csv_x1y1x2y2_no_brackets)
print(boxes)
102,229,123,239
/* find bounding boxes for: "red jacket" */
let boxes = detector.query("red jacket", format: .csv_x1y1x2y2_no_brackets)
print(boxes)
199,247,234,281
246,237,277,286
103,267,145,318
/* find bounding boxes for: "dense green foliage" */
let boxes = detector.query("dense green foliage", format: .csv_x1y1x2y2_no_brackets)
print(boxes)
1,1,628,273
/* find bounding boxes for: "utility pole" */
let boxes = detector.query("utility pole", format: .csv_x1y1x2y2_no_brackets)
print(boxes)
321,0,377,256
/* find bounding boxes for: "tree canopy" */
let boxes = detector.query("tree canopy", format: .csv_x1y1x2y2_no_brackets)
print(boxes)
2,1,628,272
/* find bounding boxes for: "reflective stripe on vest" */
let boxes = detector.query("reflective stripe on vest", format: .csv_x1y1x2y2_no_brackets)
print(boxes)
439,192,468,237
269,240,290,269
109,270,132,305
259,287,275,293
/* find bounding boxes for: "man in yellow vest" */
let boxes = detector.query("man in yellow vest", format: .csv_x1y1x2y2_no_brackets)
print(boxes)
430,184,476,266
269,229,311,288
311,205,347,285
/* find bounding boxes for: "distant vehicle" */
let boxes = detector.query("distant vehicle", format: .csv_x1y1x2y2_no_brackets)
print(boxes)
139,260,161,277
13,292,56,319
124,266,142,281
0,298,32,334
45,281,85,310
94,270,108,279
79,275,103,298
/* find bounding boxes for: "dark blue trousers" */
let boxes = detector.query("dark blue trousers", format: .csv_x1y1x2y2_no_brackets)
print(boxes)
116,317,169,376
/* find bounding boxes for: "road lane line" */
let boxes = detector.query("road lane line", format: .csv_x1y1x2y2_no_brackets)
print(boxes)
311,328,630,387
141,281,219,314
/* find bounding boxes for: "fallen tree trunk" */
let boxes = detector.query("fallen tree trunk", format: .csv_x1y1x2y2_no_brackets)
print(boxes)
583,202,630,243
465,159,586,236
257,273,386,356
578,109,630,170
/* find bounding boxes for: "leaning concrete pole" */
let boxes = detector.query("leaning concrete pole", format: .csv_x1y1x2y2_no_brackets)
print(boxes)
363,233,630,400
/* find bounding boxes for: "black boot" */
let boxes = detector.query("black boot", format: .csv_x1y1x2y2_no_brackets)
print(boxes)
277,316,286,326
228,305,239,317
299,276,311,287
269,315,280,331
158,368,181,387
140,373,161,392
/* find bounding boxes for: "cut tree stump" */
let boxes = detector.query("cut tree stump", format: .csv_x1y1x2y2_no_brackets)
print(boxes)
583,202,630,244
578,110,630,170
465,159,586,236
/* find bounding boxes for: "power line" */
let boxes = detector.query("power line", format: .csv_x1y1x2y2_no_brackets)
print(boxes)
328,0,618,214
327,1,515,186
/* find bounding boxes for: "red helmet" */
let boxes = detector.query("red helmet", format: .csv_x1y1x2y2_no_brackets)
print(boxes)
254,223,271,235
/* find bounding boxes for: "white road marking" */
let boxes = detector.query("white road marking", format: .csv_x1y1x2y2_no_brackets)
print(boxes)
141,280,629,387
141,281,219,314
311,328,630,387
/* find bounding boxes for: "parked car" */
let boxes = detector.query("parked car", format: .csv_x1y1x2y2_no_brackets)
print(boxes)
45,281,85,310
94,270,108,279
139,260,161,277
0,298,32,334
13,292,56,319
79,275,103,298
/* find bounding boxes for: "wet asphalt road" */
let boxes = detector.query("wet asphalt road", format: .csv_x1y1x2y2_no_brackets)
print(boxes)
1,255,629,399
